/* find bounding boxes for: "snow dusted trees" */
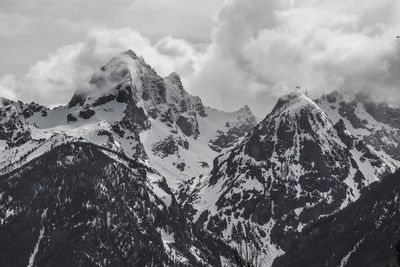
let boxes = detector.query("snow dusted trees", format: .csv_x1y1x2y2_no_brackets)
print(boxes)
233,242,265,267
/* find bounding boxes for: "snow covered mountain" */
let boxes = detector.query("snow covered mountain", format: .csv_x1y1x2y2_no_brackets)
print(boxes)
0,50,257,190
1,49,400,266
180,92,399,266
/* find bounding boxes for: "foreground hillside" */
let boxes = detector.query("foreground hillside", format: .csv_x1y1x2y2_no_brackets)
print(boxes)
273,170,400,267
0,142,229,266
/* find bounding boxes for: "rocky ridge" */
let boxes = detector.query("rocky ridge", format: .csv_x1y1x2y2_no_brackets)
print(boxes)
180,92,399,266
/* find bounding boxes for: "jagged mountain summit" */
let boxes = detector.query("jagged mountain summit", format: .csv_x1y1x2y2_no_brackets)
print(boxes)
180,92,399,265
0,50,257,189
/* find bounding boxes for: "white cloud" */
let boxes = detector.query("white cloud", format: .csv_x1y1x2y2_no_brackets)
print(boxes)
0,27,199,106
188,0,400,115
0,0,221,41
1,0,400,117
0,75,17,100
119,0,221,42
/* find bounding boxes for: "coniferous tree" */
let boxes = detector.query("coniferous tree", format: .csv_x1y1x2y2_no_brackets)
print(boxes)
395,241,400,266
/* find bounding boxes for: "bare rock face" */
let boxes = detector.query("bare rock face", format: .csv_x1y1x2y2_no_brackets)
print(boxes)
68,93,86,108
337,100,367,129
21,102,47,119
92,94,116,107
363,100,400,129
116,85,131,103
0,105,31,147
176,115,200,137
334,119,355,148
151,135,189,158
67,113,77,122
79,108,95,119
209,105,257,152
318,91,400,161
67,51,208,138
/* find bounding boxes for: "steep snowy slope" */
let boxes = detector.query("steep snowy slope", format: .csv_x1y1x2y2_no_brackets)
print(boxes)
180,93,396,266
273,170,400,267
141,105,257,189
317,91,400,166
0,97,81,175
0,50,257,190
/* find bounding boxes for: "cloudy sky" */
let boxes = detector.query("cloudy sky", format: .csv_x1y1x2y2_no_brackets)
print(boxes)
1,0,400,116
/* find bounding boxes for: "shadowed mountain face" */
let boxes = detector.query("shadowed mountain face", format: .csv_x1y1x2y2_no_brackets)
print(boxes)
273,170,400,267
0,142,223,266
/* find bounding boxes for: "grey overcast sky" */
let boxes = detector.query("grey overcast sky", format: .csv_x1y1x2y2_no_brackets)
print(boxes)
1,0,400,116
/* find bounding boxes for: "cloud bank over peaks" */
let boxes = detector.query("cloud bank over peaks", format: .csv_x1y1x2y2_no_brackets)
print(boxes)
1,0,400,117
188,0,400,115
0,27,200,106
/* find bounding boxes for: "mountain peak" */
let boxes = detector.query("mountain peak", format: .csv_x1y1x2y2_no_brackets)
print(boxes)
165,71,180,80
233,104,256,123
68,50,154,107
271,92,321,115
121,49,138,59
164,72,183,90
106,50,151,73
236,104,251,114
